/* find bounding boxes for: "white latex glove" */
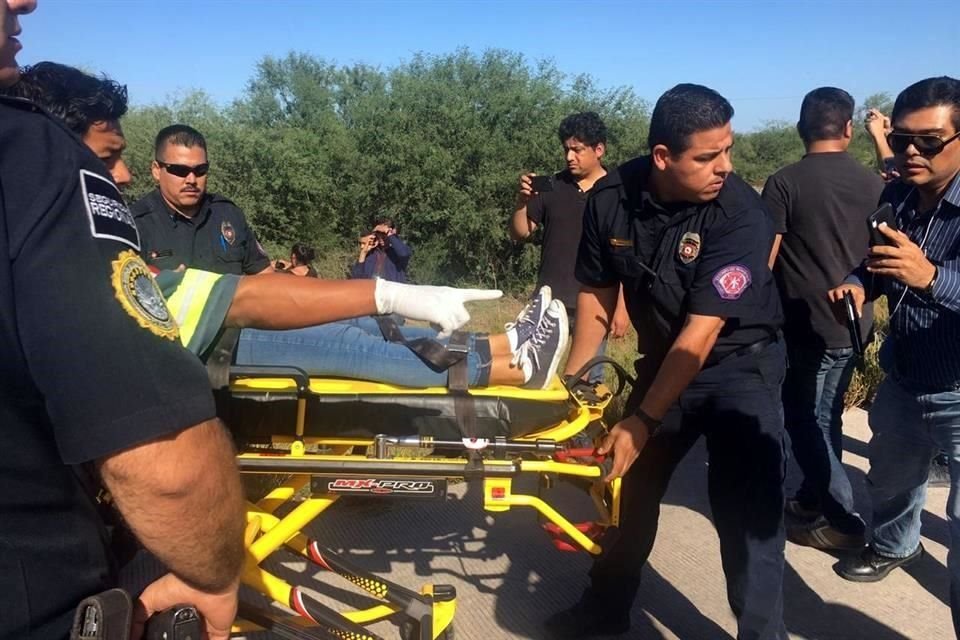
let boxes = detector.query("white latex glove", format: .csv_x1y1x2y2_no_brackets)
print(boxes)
374,279,503,337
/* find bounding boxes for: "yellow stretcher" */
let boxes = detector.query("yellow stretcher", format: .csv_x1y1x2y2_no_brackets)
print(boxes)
224,363,625,640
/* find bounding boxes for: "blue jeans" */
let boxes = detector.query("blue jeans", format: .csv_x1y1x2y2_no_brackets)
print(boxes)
782,343,863,534
235,320,491,387
868,375,960,635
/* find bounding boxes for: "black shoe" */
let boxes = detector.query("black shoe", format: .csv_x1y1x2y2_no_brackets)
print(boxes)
543,600,630,639
834,544,924,582
787,516,866,551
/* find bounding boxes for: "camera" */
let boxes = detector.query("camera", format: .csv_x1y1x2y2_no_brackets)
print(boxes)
372,230,388,246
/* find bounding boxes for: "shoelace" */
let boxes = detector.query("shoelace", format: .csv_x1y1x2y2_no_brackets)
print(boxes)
504,296,541,332
511,313,557,369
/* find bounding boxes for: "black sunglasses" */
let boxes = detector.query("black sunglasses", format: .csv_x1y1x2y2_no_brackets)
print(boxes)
887,130,960,156
156,160,210,178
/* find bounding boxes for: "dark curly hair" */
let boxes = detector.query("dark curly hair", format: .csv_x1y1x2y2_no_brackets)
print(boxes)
291,243,316,265
557,112,607,147
4,61,127,135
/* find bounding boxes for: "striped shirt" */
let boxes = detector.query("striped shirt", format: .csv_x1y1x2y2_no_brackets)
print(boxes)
848,171,960,390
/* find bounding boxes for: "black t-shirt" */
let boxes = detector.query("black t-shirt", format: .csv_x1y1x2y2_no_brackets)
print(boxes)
132,189,271,275
0,97,216,639
762,152,884,348
526,170,594,308
576,156,783,379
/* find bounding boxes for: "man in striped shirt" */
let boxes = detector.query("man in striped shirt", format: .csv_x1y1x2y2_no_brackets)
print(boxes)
829,76,960,634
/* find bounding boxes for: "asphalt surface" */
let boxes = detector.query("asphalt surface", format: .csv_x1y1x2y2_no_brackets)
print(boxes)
247,408,952,639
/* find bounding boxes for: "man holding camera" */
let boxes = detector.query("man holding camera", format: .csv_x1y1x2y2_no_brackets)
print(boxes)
511,112,628,380
828,76,960,635
351,215,412,282
132,124,272,276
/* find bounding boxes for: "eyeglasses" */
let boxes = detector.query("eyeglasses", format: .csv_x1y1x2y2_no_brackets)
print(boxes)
886,131,960,156
156,160,210,178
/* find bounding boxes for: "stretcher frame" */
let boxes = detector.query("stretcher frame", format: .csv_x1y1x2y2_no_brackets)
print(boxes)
228,365,623,640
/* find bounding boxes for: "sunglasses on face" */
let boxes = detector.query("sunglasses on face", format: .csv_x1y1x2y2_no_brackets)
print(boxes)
156,160,210,178
886,130,960,156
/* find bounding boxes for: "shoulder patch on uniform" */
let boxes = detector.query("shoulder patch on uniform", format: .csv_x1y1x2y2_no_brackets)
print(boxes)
111,250,179,341
712,264,752,300
81,169,140,250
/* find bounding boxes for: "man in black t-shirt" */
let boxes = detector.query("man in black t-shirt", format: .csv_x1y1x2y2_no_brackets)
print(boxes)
511,112,627,380
763,87,884,551
0,8,245,638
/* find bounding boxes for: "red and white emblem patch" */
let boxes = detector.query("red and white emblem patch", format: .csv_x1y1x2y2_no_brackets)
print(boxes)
712,264,752,300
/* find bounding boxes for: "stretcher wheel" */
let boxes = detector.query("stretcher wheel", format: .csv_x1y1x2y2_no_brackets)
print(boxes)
399,620,454,640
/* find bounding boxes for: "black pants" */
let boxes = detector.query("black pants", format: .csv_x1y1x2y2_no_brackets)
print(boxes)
587,341,788,640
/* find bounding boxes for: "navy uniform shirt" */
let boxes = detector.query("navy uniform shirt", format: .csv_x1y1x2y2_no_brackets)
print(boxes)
576,156,783,378
132,188,271,275
848,172,960,390
0,97,217,639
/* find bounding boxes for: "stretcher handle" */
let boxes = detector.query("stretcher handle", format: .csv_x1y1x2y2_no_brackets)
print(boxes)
563,356,637,397
555,447,606,463
229,365,312,395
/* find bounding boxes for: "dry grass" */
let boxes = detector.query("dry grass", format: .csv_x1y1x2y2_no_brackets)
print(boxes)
844,297,888,409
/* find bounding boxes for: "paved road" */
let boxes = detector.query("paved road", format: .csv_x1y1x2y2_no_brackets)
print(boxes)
260,409,951,639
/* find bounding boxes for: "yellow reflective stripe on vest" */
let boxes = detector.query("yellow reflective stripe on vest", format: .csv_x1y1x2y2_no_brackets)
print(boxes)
165,269,223,349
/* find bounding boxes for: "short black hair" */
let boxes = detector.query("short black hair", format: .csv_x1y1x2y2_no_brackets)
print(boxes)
558,111,607,147
155,124,207,160
797,87,854,143
892,76,960,133
4,61,127,135
372,214,396,230
648,83,734,154
291,243,316,264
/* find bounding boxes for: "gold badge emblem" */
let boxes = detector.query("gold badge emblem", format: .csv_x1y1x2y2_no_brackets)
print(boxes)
111,250,179,341
609,238,634,248
678,232,701,264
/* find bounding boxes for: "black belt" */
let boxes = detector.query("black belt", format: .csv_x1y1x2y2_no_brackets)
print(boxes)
705,334,778,368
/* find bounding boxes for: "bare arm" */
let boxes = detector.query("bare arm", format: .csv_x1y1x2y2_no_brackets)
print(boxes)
564,285,618,376
598,314,725,480
768,234,783,269
225,273,378,329
98,419,245,592
865,108,895,170
636,314,726,420
509,173,538,242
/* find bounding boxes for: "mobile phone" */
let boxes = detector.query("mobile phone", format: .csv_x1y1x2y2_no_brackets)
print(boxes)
867,203,898,246
530,175,554,193
843,291,864,357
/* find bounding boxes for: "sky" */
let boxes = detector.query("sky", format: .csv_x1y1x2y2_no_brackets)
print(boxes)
17,0,959,131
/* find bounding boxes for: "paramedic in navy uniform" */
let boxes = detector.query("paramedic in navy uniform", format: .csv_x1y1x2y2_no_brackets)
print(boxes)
132,124,272,275
546,84,788,640
0,3,245,638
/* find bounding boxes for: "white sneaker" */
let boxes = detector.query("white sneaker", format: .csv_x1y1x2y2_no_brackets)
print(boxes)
515,299,569,389
505,285,551,351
